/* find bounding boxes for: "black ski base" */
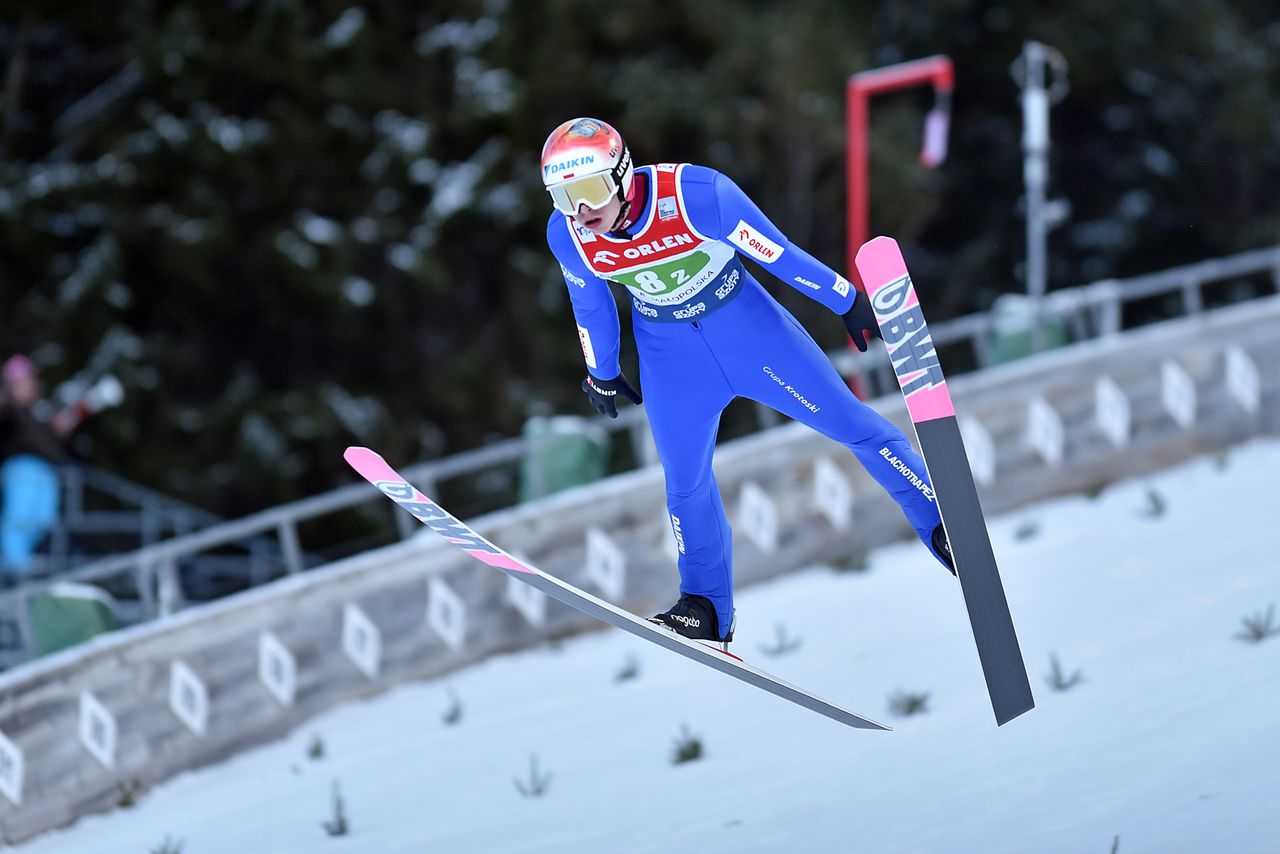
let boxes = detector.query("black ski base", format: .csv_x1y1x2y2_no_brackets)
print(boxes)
917,417,1035,725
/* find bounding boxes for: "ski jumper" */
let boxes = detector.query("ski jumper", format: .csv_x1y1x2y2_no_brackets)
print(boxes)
547,163,943,635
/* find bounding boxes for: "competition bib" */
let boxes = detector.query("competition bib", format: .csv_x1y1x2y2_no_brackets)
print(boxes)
569,164,744,322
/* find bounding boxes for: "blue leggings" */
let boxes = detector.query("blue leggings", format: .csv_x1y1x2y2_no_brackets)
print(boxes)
635,279,943,635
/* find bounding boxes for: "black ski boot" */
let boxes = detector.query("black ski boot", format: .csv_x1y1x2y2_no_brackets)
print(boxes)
648,593,735,649
932,523,956,575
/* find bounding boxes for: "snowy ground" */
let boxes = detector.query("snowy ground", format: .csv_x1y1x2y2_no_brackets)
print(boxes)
16,437,1280,854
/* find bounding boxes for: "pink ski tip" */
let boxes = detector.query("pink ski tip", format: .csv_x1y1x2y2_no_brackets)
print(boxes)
344,446,386,472
855,235,900,256
344,446,404,486
853,236,907,294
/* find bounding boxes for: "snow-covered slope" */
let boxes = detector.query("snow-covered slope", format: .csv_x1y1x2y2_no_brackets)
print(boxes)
17,439,1279,854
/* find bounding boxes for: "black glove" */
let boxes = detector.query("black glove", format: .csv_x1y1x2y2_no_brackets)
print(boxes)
841,288,881,353
582,372,642,418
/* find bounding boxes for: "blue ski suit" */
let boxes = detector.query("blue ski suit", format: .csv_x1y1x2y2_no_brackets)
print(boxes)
547,163,943,636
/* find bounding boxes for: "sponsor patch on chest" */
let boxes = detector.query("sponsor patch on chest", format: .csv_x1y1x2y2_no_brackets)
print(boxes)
592,233,697,270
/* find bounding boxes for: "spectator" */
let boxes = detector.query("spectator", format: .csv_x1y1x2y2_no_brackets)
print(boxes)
0,355,71,580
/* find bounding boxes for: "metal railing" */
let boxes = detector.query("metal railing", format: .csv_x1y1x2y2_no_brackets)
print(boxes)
2,243,1277,667
39,465,218,569
835,243,1280,394
16,463,306,590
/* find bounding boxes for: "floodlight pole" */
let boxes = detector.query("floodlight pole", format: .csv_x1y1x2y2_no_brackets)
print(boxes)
846,55,954,279
1012,40,1070,351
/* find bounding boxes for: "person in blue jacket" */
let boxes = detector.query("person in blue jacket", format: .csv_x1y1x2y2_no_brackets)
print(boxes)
541,117,951,647
0,355,68,579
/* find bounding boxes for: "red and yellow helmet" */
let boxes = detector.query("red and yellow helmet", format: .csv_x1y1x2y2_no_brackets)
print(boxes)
540,118,633,215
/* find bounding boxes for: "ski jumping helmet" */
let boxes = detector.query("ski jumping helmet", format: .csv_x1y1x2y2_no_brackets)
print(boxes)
540,118,633,215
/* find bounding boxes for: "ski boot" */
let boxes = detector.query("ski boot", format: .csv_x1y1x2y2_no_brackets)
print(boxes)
648,593,735,652
932,523,956,575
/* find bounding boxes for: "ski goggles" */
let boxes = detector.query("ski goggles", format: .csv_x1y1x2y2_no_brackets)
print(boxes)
546,172,618,215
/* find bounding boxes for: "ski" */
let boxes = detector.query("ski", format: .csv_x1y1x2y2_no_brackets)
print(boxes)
344,446,889,732
854,236,1035,726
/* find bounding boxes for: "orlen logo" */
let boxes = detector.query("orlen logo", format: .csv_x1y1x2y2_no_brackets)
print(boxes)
544,154,596,177
593,249,619,267
621,233,694,258
729,220,784,263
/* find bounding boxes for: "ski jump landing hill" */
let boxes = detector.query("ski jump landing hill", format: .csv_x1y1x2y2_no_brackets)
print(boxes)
0,288,1276,844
